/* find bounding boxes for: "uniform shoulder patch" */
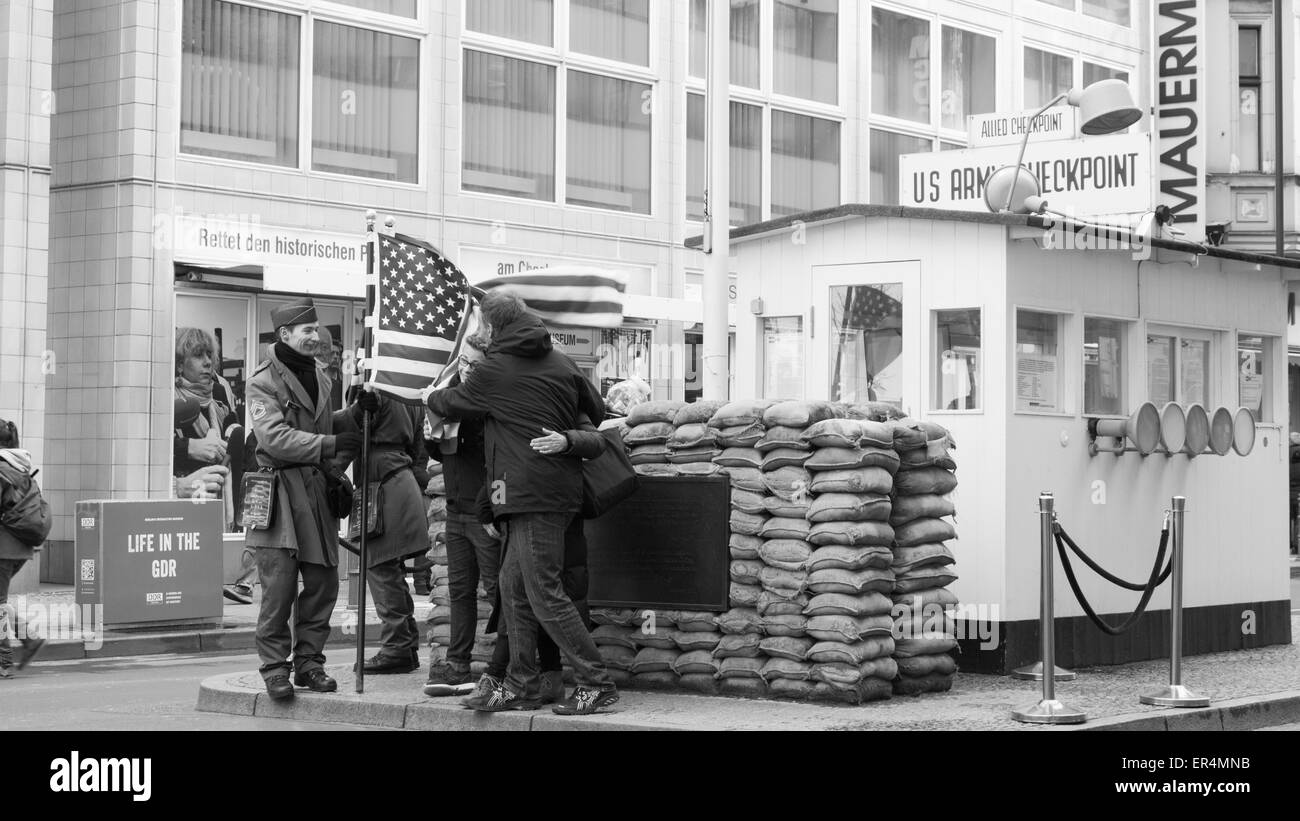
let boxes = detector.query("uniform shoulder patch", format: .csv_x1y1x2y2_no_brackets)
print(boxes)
251,399,267,421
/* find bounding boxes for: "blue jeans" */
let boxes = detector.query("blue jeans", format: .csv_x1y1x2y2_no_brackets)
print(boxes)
498,512,612,695
445,510,500,668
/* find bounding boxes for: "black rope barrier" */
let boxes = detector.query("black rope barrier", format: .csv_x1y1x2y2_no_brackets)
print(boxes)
1054,522,1173,591
1052,520,1172,636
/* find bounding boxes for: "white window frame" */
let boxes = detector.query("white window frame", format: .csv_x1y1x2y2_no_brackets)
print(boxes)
1081,313,1137,419
459,0,662,218
1235,330,1276,424
1013,306,1075,417
759,314,805,400
1144,322,1224,410
176,0,429,188
930,306,983,415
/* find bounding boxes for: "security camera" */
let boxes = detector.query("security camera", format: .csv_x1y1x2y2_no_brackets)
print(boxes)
1205,221,1230,247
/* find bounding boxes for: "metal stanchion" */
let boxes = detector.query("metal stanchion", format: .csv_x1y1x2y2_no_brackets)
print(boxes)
1013,492,1086,724
1012,491,1075,682
1140,496,1209,707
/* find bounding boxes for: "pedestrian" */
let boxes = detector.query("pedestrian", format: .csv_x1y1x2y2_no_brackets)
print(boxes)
423,291,618,716
336,388,430,674
244,297,362,700
0,419,47,678
422,332,501,692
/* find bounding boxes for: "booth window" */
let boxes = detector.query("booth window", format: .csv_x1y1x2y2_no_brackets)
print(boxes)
1238,334,1272,422
1146,327,1214,409
1016,310,1063,413
762,317,804,399
1083,316,1128,416
828,283,903,407
933,309,981,411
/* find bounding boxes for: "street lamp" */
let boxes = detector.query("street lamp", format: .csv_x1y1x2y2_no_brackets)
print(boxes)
984,79,1143,214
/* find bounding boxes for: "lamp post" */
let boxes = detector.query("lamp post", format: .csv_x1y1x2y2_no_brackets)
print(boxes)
984,79,1143,215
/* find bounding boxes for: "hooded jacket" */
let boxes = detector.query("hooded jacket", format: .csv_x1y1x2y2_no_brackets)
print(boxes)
0,449,40,560
425,312,604,517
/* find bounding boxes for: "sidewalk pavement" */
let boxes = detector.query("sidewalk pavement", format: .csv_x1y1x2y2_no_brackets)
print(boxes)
194,613,1300,732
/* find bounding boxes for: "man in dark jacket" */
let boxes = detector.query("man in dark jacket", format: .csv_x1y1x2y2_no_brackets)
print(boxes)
424,292,617,716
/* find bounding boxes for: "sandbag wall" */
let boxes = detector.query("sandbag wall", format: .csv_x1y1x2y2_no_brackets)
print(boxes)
591,398,960,705
423,461,496,673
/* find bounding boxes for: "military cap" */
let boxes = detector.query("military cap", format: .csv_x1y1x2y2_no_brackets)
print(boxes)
271,298,318,332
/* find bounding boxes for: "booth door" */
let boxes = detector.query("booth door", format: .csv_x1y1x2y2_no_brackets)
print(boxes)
808,262,921,410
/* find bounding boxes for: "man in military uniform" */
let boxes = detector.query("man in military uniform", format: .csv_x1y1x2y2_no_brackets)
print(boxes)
245,298,361,700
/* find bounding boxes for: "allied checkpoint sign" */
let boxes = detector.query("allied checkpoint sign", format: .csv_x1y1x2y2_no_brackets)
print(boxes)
76,499,223,626
898,132,1153,216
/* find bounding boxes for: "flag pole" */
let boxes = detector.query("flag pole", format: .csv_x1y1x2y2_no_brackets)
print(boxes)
355,210,379,693
703,0,731,400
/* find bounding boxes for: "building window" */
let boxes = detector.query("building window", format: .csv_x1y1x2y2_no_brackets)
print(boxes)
941,26,996,131
688,0,760,88
1037,0,1074,9
1084,316,1128,416
933,309,981,410
1146,327,1214,409
570,0,650,66
1083,0,1130,26
773,0,838,104
686,95,762,225
181,0,300,166
828,283,903,406
763,316,804,399
1083,61,1128,86
1238,334,1271,422
870,129,930,207
462,50,556,201
311,22,419,182
1016,310,1064,413
1238,26,1262,172
329,0,417,17
872,8,930,124
566,71,652,213
772,111,840,217
466,0,553,46
1024,46,1074,108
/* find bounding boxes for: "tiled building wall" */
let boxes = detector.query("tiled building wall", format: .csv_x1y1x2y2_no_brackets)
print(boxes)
0,0,53,593
44,0,164,578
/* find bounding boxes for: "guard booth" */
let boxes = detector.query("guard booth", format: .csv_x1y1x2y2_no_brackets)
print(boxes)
717,204,1295,673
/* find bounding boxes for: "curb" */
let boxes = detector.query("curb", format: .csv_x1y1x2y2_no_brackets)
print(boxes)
1077,691,1300,732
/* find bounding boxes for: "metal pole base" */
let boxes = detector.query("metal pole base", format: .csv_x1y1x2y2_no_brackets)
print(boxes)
1012,699,1088,724
1139,685,1210,707
1011,661,1076,681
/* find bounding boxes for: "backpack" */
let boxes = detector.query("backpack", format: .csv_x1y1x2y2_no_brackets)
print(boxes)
0,462,53,547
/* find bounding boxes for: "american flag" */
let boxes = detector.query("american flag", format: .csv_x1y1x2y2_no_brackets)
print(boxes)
474,266,628,328
366,233,473,404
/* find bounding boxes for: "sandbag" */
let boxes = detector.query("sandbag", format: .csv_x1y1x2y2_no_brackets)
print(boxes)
729,533,764,560
629,647,679,674
708,399,777,429
718,677,769,698
712,632,763,659
717,656,766,679
607,669,634,688
728,582,762,608
805,447,900,474
803,591,894,618
758,565,807,595
426,496,447,521
812,676,894,704
889,494,957,527
674,400,728,427
893,634,959,657
627,401,685,426
809,469,894,496
717,448,763,469
806,613,895,643
727,467,767,493
806,636,896,665
808,520,895,547
624,422,675,445
759,518,812,543
597,645,636,672
806,545,894,573
762,466,812,500
629,444,671,464
672,649,719,676
677,672,721,695
893,467,958,496
715,422,765,448
672,630,722,652
891,543,956,571
846,402,906,423
892,672,955,695
895,653,958,677
759,614,808,638
668,423,719,450
632,671,680,691
730,487,767,514
756,590,808,616
591,608,639,627
758,538,813,571
716,607,763,635
768,678,820,699
760,658,814,682
899,448,958,471
667,447,722,464
759,497,806,521
729,510,768,537
806,567,896,596
677,461,726,477
592,625,638,649
674,611,720,632
799,418,863,449
889,421,929,450
629,629,677,650
729,559,763,585
807,491,892,520
761,448,813,471
758,635,814,661
893,566,960,593
892,587,961,610
894,517,958,547
634,463,680,477
763,400,839,428
755,426,811,454
811,657,899,687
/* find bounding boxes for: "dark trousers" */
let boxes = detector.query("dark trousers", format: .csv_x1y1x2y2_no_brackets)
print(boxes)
0,558,31,668
444,510,500,669
498,512,611,695
366,558,417,659
486,597,589,678
254,548,339,681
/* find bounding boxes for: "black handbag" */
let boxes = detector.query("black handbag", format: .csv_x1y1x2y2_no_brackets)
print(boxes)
347,466,408,541
580,427,639,519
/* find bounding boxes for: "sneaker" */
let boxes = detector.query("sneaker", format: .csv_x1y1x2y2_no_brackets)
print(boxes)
472,682,541,713
425,661,472,688
222,585,253,605
551,685,619,716
459,674,502,708
538,671,565,705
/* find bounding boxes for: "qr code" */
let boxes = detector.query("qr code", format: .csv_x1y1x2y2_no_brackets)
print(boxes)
80,559,95,581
